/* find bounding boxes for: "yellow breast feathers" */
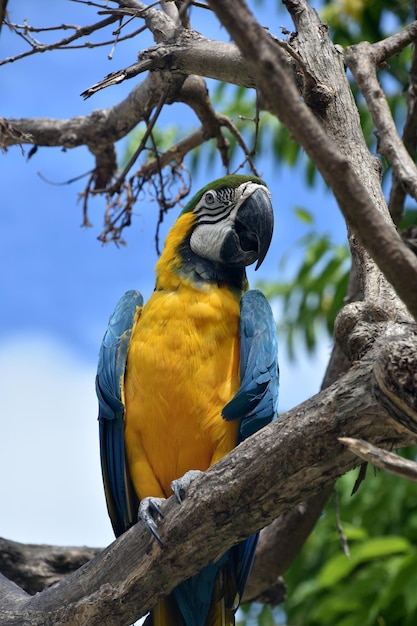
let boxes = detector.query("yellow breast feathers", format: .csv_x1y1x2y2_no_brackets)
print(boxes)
124,280,241,501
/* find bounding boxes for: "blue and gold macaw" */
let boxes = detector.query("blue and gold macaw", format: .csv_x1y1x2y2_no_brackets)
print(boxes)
96,174,279,626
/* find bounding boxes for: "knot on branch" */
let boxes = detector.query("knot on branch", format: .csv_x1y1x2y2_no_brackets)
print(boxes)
372,333,417,435
284,40,336,116
334,301,391,361
303,79,336,117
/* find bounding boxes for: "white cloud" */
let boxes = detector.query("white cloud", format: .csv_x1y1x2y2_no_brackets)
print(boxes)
0,335,114,547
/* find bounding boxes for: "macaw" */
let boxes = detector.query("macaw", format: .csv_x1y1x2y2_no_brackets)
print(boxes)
96,174,279,626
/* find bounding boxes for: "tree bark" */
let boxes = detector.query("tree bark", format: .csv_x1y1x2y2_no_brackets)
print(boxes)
1,322,417,624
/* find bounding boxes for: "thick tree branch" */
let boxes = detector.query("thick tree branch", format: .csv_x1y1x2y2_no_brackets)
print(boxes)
207,0,417,322
81,35,253,99
0,72,174,150
0,539,100,595
243,487,331,604
388,34,417,223
2,323,417,624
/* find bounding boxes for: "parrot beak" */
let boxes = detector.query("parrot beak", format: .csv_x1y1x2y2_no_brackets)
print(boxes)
235,187,274,270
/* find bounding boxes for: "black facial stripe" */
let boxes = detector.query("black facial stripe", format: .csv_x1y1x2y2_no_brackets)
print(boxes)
196,200,235,222
197,215,232,226
195,205,231,217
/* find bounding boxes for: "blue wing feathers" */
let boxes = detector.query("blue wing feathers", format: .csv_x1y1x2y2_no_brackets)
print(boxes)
97,287,278,621
222,289,279,441
96,290,143,537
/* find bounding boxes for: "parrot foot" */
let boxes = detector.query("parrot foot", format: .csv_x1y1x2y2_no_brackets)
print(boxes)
138,497,165,546
171,469,204,503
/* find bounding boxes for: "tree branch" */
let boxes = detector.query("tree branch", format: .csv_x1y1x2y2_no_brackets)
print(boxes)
81,34,253,99
346,35,417,202
0,15,120,65
3,2,417,618
340,438,417,482
207,0,417,321
2,323,417,624
0,539,100,595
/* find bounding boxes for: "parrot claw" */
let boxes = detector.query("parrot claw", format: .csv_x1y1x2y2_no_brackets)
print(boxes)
171,469,204,503
138,497,165,546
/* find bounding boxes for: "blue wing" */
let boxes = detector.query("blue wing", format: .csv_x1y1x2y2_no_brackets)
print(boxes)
96,289,143,537
222,288,279,440
221,288,279,605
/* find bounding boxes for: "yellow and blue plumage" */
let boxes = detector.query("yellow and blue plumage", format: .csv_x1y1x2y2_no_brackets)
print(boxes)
96,174,279,626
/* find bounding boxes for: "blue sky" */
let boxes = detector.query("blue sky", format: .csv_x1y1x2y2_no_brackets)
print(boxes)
0,0,345,551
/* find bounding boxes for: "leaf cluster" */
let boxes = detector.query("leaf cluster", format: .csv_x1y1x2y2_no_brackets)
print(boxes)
284,452,417,626
258,209,350,359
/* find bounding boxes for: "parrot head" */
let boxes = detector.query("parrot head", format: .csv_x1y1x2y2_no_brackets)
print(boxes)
183,174,273,267
157,174,274,289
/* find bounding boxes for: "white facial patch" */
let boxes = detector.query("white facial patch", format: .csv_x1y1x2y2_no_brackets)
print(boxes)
190,219,234,262
189,182,268,263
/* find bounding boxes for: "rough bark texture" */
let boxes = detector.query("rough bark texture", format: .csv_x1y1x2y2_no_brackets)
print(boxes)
1,331,417,624
2,0,417,624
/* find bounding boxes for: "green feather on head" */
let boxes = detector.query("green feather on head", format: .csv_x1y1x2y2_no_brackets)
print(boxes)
181,174,267,214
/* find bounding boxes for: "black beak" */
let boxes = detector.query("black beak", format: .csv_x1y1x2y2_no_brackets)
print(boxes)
235,187,274,270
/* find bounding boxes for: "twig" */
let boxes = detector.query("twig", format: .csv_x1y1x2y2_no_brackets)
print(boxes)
340,438,417,482
147,121,167,253
333,487,350,558
107,88,167,195
81,55,151,99
217,114,260,177
1,15,119,66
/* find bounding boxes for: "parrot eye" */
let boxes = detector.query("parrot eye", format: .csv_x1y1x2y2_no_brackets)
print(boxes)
204,191,216,205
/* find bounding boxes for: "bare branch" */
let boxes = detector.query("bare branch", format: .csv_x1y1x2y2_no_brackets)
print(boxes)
0,117,32,152
2,323,417,622
340,438,417,482
389,28,417,222
81,33,253,98
207,0,417,321
346,41,417,202
0,538,100,595
372,20,417,63
107,87,170,195
115,0,178,42
1,15,119,65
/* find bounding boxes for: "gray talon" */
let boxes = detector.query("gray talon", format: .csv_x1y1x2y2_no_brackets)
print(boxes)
171,469,204,503
138,496,165,546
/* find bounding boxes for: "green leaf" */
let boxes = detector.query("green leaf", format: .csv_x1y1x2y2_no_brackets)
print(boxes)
400,209,417,230
294,207,315,225
318,536,412,588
